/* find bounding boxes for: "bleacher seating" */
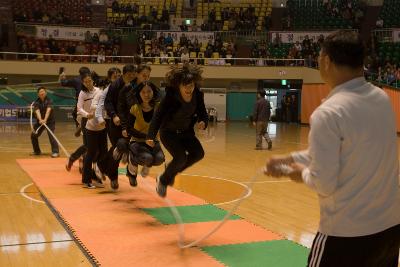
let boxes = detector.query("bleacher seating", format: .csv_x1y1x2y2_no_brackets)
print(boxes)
289,0,358,30
107,0,181,26
196,0,272,31
13,0,92,26
378,0,400,28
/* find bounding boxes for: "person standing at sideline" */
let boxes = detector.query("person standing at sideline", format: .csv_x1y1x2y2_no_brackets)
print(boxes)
253,90,272,150
146,64,208,198
265,30,400,266
30,87,59,158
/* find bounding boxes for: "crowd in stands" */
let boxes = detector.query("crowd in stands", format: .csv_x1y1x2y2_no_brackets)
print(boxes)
17,30,121,63
321,0,365,28
13,0,92,25
108,0,172,29
136,32,236,65
250,34,324,67
200,5,268,31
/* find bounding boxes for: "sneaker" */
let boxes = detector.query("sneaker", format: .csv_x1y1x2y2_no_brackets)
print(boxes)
156,175,167,198
92,179,105,188
140,166,150,177
267,141,272,150
51,153,59,158
93,163,106,181
110,179,119,190
65,158,73,171
74,126,81,137
127,174,138,187
127,154,138,176
30,151,41,156
113,147,123,161
78,157,83,174
83,183,96,189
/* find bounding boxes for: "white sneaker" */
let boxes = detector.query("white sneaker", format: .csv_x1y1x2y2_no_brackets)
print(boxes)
92,180,105,188
140,166,150,177
83,183,96,189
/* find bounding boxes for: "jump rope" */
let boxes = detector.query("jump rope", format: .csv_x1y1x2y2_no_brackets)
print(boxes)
30,102,293,249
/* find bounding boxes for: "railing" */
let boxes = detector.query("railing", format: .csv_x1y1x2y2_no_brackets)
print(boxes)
373,28,395,42
366,71,400,89
0,52,306,67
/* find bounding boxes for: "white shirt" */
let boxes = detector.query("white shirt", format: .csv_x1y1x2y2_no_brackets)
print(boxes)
77,87,105,131
292,77,400,237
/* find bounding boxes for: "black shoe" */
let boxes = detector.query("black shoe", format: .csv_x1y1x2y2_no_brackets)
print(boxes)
83,183,96,189
110,179,119,190
74,126,81,137
65,158,73,171
128,174,137,187
267,141,272,150
156,176,167,198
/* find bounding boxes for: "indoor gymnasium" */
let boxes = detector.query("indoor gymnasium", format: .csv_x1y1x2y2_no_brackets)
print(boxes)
0,0,399,266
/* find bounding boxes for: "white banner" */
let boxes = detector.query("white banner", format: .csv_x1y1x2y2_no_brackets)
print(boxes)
272,31,332,43
157,31,214,44
393,29,400,42
36,26,101,41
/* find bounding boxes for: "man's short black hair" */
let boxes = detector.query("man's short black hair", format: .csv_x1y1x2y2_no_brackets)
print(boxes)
37,86,46,92
79,66,90,77
321,30,365,69
123,64,136,74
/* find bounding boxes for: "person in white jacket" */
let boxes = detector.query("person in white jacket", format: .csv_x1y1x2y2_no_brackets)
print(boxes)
265,30,400,266
77,73,107,189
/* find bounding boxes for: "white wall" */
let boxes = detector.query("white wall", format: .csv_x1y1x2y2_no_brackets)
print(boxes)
203,89,227,121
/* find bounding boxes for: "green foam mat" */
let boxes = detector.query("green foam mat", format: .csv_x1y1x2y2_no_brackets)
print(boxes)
142,204,241,225
201,240,309,267
118,167,126,175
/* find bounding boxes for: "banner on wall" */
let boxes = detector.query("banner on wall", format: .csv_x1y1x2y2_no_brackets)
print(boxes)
393,29,400,42
271,31,332,43
156,31,214,44
35,26,101,41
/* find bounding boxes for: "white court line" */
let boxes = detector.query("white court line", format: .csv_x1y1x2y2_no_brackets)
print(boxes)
180,172,252,206
240,179,292,184
20,183,45,204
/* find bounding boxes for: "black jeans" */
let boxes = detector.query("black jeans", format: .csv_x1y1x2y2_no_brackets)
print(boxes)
129,141,165,167
159,130,204,186
82,128,108,184
31,121,59,154
105,120,133,181
69,118,87,163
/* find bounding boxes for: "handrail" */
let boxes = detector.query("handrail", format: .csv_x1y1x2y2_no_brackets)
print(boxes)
0,51,306,66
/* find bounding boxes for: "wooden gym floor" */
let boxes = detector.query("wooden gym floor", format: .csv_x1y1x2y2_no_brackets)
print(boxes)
0,121,398,266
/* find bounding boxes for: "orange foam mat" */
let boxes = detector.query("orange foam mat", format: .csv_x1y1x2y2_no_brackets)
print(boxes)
17,158,282,266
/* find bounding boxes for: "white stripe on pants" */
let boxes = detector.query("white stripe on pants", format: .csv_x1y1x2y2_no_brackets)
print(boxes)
309,232,327,267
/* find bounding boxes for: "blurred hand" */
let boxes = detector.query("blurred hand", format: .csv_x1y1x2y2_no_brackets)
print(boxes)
146,139,155,147
264,155,294,177
198,121,206,130
113,116,120,126
122,130,128,138
87,113,94,119
252,121,256,127
287,163,305,183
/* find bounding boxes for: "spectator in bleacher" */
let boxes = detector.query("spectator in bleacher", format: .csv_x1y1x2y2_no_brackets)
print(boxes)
273,33,282,47
97,48,106,63
169,3,176,14
376,17,384,28
181,48,190,63
112,0,119,12
42,12,50,23
75,42,85,55
165,33,173,46
84,31,92,43
99,31,109,44
92,33,99,43
30,86,59,158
